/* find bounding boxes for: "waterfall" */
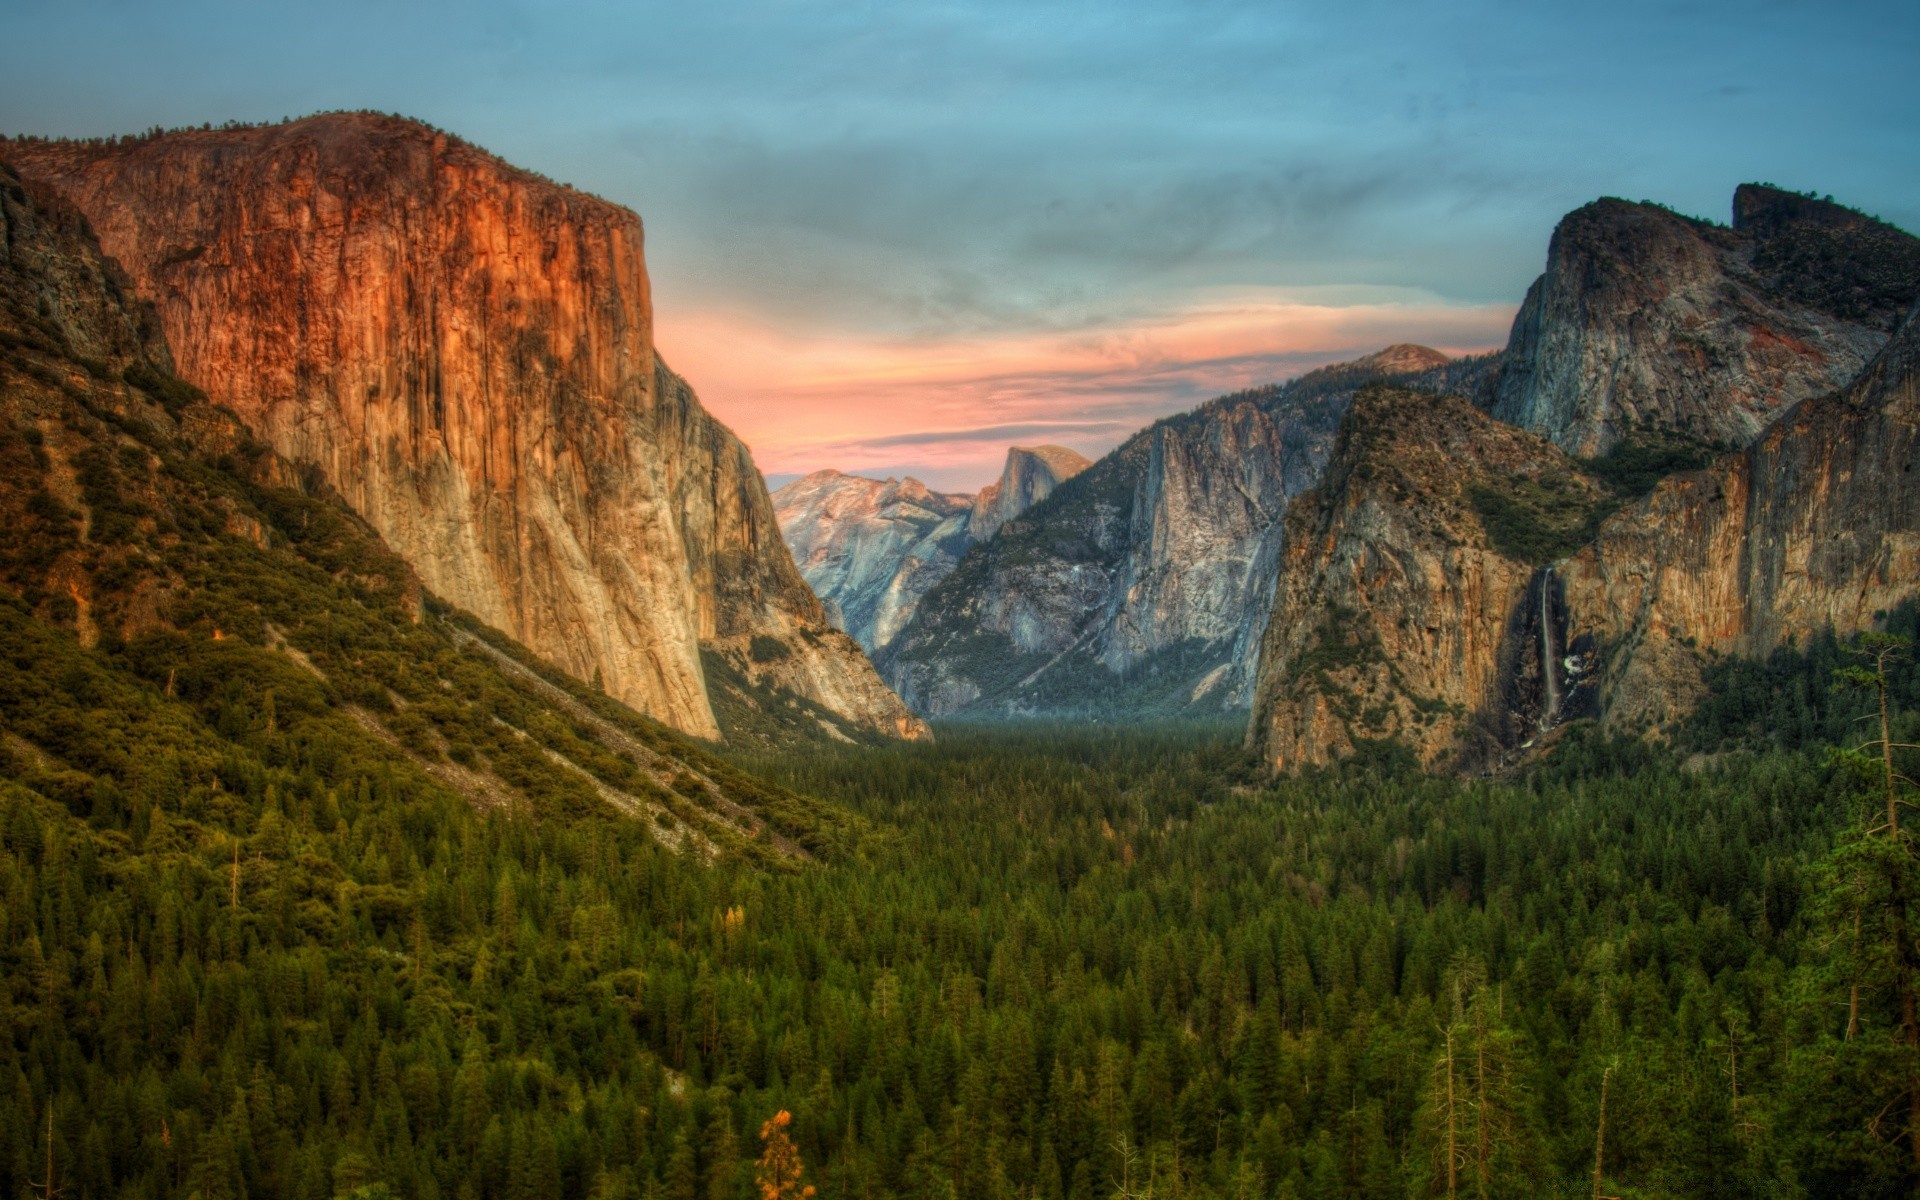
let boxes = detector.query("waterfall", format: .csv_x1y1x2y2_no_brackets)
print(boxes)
1538,566,1560,730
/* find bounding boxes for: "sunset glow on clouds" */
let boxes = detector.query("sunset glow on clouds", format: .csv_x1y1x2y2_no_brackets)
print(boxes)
6,0,1916,496
661,288,1515,491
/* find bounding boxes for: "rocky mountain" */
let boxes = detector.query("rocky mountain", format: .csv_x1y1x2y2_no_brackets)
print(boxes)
1248,185,1920,774
774,471,974,653
1249,304,1920,773
968,444,1093,541
1491,185,1920,456
879,346,1482,717
3,114,925,743
1246,387,1610,771
773,444,1088,654
0,159,856,855
1556,298,1920,738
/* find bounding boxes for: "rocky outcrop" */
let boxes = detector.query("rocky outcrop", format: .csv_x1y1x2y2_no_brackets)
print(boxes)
1246,387,1609,771
968,445,1092,541
882,347,1476,717
1491,186,1918,456
4,114,925,742
1247,185,1920,774
1557,300,1920,736
774,470,975,653
773,444,1088,655
1248,307,1920,774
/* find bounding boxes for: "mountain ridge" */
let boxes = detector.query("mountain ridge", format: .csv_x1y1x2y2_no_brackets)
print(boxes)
878,346,1484,718
773,444,1087,654
1248,299,1920,773
1490,185,1919,455
3,113,927,743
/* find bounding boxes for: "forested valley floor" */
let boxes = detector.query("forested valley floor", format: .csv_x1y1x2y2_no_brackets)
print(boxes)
2,603,1918,1200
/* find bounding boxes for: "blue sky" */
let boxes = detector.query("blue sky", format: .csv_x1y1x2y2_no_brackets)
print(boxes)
5,0,1915,489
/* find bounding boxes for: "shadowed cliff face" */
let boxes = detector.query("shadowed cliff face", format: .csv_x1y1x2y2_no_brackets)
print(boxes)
1246,387,1608,771
1558,301,1920,736
4,115,926,742
881,347,1482,718
1491,187,1918,457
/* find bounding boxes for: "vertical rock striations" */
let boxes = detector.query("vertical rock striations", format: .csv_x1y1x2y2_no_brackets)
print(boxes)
5,114,925,742
881,346,1478,717
1246,387,1609,771
1492,186,1919,456
1248,305,1920,774
772,444,1088,656
1556,300,1920,736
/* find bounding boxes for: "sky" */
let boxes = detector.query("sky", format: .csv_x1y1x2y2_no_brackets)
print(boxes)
5,1,1917,491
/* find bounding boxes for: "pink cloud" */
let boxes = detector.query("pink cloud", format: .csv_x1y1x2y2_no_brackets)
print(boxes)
656,288,1517,491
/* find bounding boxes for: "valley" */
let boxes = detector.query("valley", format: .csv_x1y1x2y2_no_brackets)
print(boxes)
1,100,1917,1200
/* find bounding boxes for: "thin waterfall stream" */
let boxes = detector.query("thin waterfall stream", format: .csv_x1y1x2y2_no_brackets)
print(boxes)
1538,565,1560,729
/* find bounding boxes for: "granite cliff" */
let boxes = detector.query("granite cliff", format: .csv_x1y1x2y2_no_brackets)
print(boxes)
774,471,974,654
1556,299,1920,737
1492,185,1920,455
880,346,1482,717
1249,306,1920,773
0,160,855,849
4,114,925,743
1248,184,1920,773
968,444,1093,541
772,444,1087,654
1246,387,1609,771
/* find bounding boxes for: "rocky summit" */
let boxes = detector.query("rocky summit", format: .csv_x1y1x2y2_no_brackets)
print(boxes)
1246,386,1612,772
3,115,926,743
1491,185,1920,456
773,444,1088,654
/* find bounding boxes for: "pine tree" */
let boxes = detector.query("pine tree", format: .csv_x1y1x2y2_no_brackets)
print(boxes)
754,1111,813,1200
1821,632,1920,1177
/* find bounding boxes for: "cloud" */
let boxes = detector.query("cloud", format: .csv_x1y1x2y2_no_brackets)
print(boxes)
818,421,1143,453
659,285,1516,489
4,0,1916,497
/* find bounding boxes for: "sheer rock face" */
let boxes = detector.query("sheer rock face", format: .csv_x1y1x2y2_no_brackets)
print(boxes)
1246,388,1605,771
968,445,1092,541
881,348,1476,717
5,114,925,742
1248,308,1920,773
1557,302,1920,735
1491,186,1916,455
773,470,975,654
772,444,1087,656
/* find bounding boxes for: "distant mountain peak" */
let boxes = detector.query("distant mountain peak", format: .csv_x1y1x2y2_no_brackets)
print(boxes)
1357,344,1452,374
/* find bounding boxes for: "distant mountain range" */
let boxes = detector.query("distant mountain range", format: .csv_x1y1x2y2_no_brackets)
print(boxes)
872,345,1498,718
772,445,1089,654
774,185,1919,754
3,113,1916,776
